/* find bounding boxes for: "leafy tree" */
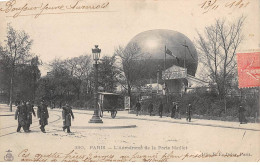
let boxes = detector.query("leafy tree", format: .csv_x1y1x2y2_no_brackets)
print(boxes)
98,56,120,92
0,25,35,111
36,55,93,107
0,46,11,102
14,58,41,102
65,55,92,99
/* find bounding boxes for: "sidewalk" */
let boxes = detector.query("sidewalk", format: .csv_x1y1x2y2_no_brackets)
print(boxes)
66,108,260,132
117,110,260,131
1,104,259,131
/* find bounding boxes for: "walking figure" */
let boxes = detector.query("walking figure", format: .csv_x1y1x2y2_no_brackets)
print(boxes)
148,102,153,116
186,104,192,122
159,101,163,118
171,102,176,118
26,101,36,132
135,101,141,116
62,104,74,133
15,101,28,133
165,102,170,117
37,100,49,133
239,105,247,124
175,103,181,119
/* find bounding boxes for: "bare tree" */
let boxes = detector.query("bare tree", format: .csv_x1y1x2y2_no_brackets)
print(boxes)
65,55,92,99
3,25,33,111
114,43,146,98
196,16,245,113
66,55,92,81
48,58,69,77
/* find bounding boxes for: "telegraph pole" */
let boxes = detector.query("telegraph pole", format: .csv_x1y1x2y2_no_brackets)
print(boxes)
164,45,166,71
184,40,186,68
164,45,168,103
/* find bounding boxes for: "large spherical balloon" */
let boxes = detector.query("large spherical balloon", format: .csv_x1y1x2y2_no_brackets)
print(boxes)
125,29,198,76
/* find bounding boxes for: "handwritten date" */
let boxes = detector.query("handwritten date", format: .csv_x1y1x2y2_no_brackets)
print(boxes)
200,0,250,14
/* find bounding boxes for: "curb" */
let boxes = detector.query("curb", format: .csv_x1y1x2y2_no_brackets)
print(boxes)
53,125,137,129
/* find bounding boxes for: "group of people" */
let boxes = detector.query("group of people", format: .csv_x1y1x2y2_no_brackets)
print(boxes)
15,101,36,133
14,99,247,133
135,100,193,122
135,100,248,124
15,100,49,133
15,100,74,133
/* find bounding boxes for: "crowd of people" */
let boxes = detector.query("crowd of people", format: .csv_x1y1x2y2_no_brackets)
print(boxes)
14,100,74,133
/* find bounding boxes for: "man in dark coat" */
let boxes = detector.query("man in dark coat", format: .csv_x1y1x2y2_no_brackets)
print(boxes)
186,104,192,122
148,102,153,116
135,101,141,116
171,102,176,118
175,103,181,119
159,101,163,118
37,101,49,133
165,102,170,117
62,104,74,133
239,105,247,124
26,101,36,131
15,101,28,132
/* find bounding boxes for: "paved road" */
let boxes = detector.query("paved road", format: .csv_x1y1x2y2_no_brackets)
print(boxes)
0,104,259,162
51,108,260,131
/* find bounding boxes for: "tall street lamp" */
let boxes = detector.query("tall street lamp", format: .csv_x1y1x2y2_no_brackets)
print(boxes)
89,45,103,123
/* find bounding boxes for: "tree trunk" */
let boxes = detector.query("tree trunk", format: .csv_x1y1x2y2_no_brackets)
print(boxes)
77,90,80,100
127,83,131,98
9,63,15,112
9,76,13,112
224,96,227,114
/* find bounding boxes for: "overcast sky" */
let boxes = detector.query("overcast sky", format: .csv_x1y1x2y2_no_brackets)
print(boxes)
0,0,259,76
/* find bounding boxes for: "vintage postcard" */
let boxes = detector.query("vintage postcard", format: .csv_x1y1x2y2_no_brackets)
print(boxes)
0,0,259,162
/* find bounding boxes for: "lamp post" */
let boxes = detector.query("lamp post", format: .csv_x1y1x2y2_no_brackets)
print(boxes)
157,68,160,94
89,45,103,123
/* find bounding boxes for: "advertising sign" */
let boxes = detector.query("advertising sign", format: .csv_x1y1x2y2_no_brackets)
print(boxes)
163,65,187,80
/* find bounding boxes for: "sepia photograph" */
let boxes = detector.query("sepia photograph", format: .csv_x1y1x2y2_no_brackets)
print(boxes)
0,0,259,162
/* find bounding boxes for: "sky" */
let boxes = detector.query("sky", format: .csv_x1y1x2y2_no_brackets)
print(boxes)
0,0,259,76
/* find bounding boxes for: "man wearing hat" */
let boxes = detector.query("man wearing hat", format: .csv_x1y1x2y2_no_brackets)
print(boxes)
15,101,28,132
135,100,141,116
186,104,192,122
158,101,163,118
171,102,176,118
238,104,247,124
62,104,74,133
175,102,181,119
26,101,36,131
37,100,49,133
148,102,153,116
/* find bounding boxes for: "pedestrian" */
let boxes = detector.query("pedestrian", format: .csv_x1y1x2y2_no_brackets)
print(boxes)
171,102,176,118
26,101,36,132
15,101,28,133
62,104,74,133
15,100,19,106
159,101,163,118
37,100,49,133
135,100,141,116
165,102,170,117
239,105,247,124
186,104,192,122
148,102,153,116
175,103,181,119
